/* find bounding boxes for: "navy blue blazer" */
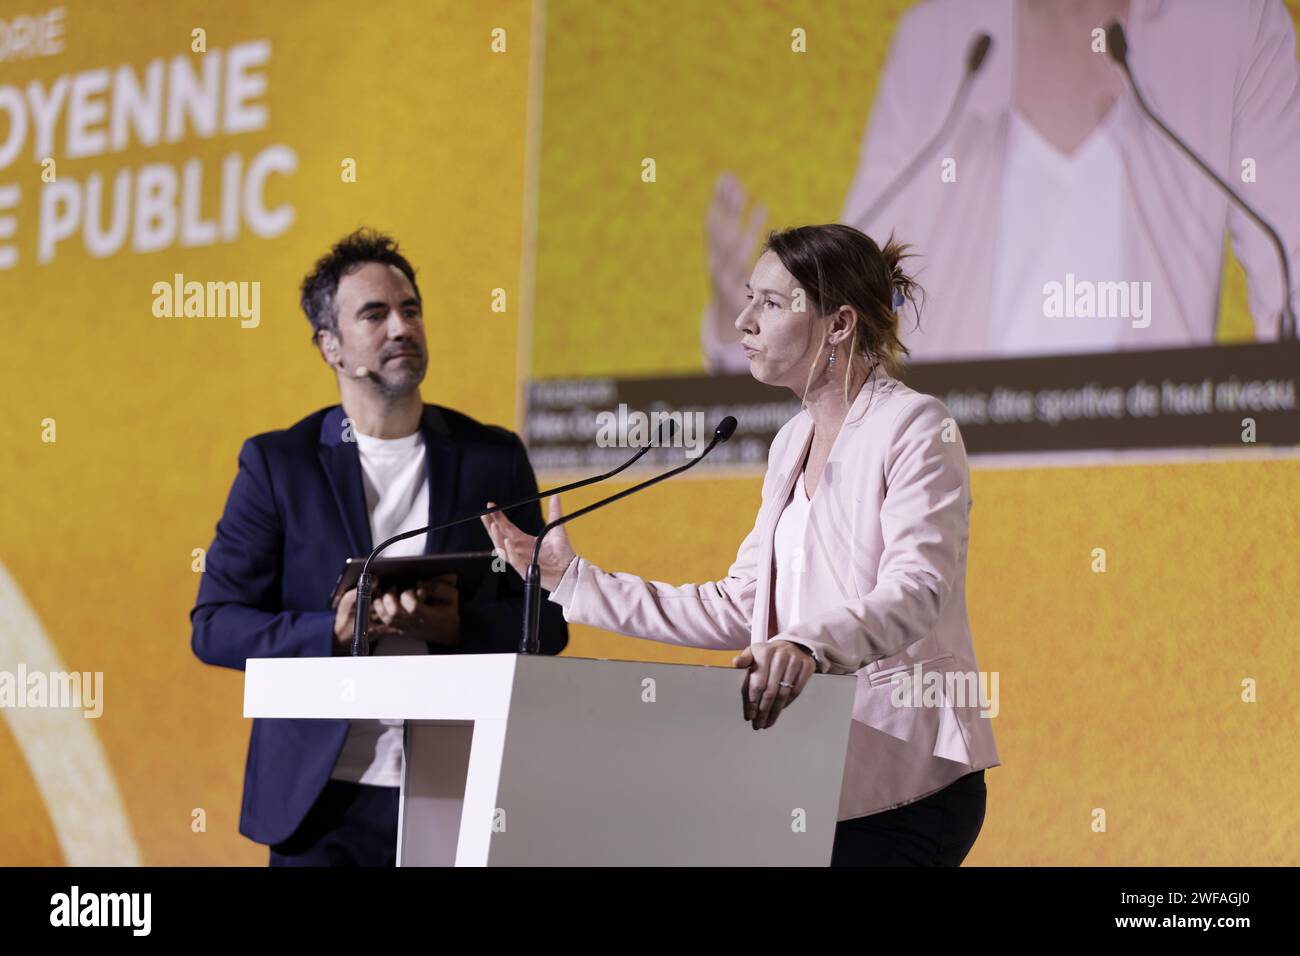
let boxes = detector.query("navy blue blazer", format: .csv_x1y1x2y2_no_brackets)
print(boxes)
191,403,567,846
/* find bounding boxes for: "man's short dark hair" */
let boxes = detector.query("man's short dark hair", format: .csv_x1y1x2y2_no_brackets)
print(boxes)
300,228,421,342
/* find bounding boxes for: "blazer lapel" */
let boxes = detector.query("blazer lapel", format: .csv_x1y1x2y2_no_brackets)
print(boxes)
318,406,373,558
419,405,462,556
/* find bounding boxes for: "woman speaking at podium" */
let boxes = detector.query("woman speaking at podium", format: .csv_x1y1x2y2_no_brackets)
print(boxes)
483,224,1000,866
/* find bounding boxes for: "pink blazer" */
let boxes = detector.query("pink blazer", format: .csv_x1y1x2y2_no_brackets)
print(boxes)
549,375,1000,819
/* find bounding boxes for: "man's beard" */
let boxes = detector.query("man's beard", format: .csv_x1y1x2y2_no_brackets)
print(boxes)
373,355,427,397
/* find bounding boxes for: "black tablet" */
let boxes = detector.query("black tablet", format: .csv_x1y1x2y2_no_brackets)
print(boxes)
328,551,496,608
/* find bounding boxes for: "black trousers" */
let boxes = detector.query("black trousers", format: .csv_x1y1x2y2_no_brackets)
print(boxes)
830,770,987,866
268,780,400,867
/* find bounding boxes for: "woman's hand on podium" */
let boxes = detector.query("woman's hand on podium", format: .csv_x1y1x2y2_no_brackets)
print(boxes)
732,640,815,730
480,495,577,592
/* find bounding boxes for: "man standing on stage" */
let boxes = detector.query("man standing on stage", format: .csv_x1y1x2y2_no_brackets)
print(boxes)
191,228,567,865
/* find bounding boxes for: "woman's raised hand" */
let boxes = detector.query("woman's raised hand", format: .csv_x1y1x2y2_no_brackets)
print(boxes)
480,495,578,592
707,172,767,327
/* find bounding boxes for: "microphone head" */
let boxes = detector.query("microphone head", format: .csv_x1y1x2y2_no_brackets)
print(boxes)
715,416,738,442
966,32,992,75
354,366,370,379
1105,20,1127,66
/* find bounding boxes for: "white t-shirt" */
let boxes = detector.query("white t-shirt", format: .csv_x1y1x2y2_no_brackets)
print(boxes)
987,104,1129,355
330,428,430,787
773,472,812,632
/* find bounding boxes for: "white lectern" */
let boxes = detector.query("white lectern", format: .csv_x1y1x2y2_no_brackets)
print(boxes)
244,654,855,866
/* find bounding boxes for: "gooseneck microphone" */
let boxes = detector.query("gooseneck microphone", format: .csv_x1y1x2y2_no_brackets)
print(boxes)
519,416,739,655
848,32,993,232
350,418,678,656
1105,20,1296,340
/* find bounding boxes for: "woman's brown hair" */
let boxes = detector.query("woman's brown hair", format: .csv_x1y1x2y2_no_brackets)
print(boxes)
763,223,923,404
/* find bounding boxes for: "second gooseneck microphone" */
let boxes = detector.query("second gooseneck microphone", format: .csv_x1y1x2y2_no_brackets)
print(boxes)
1105,20,1296,340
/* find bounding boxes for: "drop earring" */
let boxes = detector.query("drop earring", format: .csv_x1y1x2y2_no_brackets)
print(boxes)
827,344,837,367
